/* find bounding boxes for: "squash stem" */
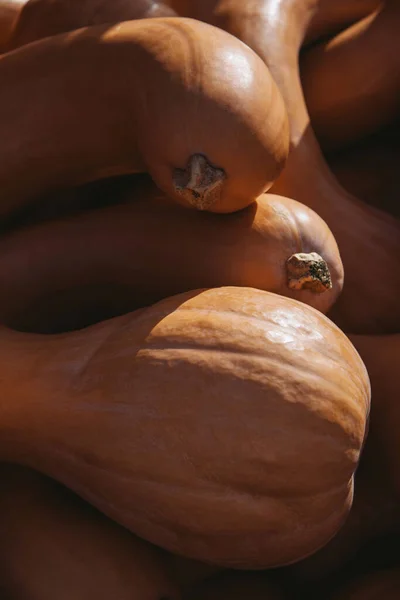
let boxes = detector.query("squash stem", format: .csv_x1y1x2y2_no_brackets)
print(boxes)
173,153,226,210
286,252,332,293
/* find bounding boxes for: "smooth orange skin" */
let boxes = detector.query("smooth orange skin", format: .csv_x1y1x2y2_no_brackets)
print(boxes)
0,179,343,333
285,458,398,585
0,464,181,600
2,0,177,51
0,17,288,216
286,332,400,584
0,287,370,568
301,2,400,151
172,0,400,333
168,0,380,41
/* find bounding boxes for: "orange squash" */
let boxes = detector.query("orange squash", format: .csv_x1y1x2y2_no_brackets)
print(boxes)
2,0,177,51
329,569,400,600
168,0,380,44
0,287,370,568
303,0,382,45
287,331,400,584
285,456,399,584
0,464,181,600
0,17,288,216
301,2,400,151
0,178,343,333
186,571,286,599
178,0,400,333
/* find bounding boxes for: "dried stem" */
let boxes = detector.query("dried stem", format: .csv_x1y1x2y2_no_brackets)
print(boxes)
173,154,226,211
287,252,332,293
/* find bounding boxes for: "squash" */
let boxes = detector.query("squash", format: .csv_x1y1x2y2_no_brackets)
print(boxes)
330,126,400,219
178,0,400,333
168,0,381,45
0,17,289,216
0,178,343,333
0,0,25,49
303,0,382,46
285,456,398,584
0,464,181,600
329,569,400,600
301,2,400,151
0,286,370,568
3,0,177,52
287,331,400,584
185,571,286,599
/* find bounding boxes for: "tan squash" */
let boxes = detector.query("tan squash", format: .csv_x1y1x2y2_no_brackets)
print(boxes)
330,126,400,219
0,178,343,333
0,17,288,216
0,464,181,600
2,0,177,52
0,286,370,568
329,569,400,600
301,1,400,151
186,571,286,599
177,0,400,333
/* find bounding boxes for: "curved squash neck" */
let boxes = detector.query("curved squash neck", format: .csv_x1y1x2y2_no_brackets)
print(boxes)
0,318,122,462
0,25,143,218
211,1,316,144
217,1,343,212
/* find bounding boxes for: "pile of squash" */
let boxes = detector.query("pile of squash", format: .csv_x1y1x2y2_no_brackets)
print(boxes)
0,0,398,598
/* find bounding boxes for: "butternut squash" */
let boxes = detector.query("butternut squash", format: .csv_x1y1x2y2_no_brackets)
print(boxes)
286,457,399,584
330,569,400,600
168,0,380,45
0,464,181,600
3,0,177,52
301,1,400,151
0,178,343,333
186,571,286,599
287,331,400,583
0,17,289,215
0,286,370,568
178,0,400,333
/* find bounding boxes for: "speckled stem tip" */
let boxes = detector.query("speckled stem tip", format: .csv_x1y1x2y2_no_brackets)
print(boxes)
286,252,332,293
